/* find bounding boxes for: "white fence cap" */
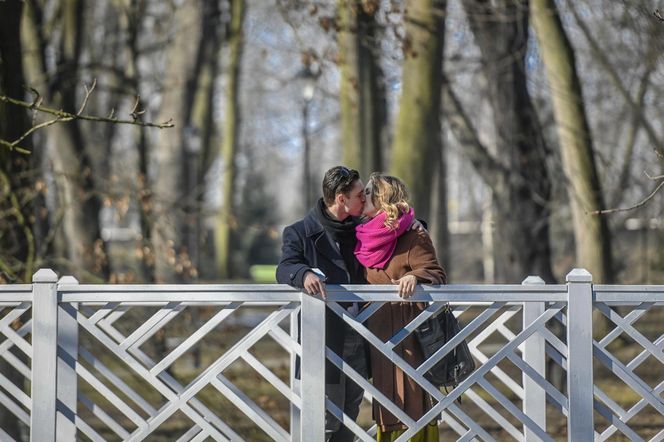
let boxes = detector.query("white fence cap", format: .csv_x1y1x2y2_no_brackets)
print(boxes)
32,269,58,283
522,276,545,285
566,268,592,283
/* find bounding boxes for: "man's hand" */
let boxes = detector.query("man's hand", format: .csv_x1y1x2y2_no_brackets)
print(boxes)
303,271,327,299
391,275,417,298
409,218,427,233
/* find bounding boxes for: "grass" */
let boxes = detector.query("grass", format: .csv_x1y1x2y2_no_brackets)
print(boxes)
249,265,277,283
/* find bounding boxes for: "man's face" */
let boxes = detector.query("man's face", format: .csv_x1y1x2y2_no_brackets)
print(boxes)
342,179,366,217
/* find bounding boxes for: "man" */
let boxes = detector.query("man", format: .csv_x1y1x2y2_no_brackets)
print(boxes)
276,165,368,441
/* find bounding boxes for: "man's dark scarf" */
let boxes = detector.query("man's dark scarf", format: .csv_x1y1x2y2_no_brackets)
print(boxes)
314,198,364,283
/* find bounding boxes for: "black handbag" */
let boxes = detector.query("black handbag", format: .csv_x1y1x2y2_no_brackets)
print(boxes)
415,304,475,388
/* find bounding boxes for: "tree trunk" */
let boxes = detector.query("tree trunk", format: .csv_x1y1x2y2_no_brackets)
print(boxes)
215,0,245,280
431,141,450,274
0,2,34,438
1,0,35,283
463,0,555,283
338,0,385,176
119,0,156,282
151,0,203,283
186,0,224,282
531,0,613,283
21,0,53,267
23,0,109,281
391,0,445,221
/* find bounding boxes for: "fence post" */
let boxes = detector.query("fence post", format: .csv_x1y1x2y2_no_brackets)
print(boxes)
290,307,301,442
566,268,594,440
31,269,59,442
300,294,325,441
522,275,546,441
57,276,79,440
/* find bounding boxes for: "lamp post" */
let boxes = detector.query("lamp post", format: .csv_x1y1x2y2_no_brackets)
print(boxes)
299,68,316,214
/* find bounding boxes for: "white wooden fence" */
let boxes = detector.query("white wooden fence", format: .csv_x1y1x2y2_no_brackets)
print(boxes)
0,268,662,441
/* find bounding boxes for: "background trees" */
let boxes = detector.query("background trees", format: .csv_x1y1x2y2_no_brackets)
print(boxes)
1,0,663,287
1,2,663,437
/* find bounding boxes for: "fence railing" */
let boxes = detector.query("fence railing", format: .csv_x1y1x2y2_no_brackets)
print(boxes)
0,268,663,441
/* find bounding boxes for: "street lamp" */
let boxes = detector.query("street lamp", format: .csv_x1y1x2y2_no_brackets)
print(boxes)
297,67,316,213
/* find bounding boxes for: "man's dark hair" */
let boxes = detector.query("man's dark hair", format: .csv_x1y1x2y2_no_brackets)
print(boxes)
322,166,360,205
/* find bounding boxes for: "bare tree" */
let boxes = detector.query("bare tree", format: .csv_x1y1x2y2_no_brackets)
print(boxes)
0,1,41,437
19,0,112,281
149,0,204,283
1,1,38,287
531,0,613,283
566,1,664,214
391,0,445,222
461,0,556,283
216,0,246,280
185,0,226,282
338,0,386,176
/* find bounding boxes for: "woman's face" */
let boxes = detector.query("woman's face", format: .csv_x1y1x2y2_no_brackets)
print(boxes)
362,183,379,218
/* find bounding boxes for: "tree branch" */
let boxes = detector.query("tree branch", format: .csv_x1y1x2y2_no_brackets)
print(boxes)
0,81,175,154
644,171,664,180
567,1,664,159
442,78,508,191
76,78,96,115
593,172,664,215
0,139,31,155
608,59,656,208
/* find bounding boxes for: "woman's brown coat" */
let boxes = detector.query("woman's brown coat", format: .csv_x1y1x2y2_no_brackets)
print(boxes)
364,230,447,432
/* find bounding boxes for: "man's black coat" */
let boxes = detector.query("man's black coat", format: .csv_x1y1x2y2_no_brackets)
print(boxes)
276,205,366,384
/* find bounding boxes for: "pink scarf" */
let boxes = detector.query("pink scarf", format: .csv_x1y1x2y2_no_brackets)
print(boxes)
354,208,415,269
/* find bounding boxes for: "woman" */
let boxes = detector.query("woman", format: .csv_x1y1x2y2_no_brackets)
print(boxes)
354,173,446,442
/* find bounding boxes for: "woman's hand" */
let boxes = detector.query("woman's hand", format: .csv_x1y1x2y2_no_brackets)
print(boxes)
408,218,427,233
391,275,417,298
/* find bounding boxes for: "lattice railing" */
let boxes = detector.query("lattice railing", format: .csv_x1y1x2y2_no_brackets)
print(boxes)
2,269,663,441
0,284,32,441
592,286,664,441
318,278,570,442
56,280,302,441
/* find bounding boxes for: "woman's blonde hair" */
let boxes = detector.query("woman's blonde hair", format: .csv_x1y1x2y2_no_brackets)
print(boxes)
367,173,410,229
